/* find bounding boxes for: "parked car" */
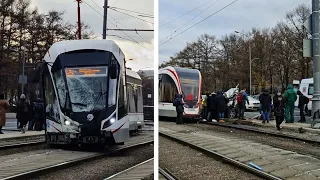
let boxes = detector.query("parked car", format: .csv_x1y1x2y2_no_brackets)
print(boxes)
246,96,260,111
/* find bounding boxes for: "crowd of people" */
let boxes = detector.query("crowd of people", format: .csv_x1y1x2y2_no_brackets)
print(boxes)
0,94,45,134
174,84,310,131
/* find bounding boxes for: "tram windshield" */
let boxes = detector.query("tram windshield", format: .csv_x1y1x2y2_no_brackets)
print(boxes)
65,66,108,112
176,69,200,105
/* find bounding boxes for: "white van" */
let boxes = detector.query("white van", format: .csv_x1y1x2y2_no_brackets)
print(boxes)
297,78,313,115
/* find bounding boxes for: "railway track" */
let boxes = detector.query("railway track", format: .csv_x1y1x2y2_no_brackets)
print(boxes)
159,131,281,180
200,121,320,144
159,167,179,180
159,123,320,180
0,139,45,150
0,134,153,180
104,158,154,180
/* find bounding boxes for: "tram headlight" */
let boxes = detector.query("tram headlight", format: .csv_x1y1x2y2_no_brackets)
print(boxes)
65,120,71,126
110,118,115,123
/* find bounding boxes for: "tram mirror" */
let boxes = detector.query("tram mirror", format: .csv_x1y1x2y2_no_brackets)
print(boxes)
110,65,118,79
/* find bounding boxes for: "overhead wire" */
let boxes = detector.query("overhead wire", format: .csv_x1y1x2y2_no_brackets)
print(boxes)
109,8,154,25
83,0,152,51
160,0,239,46
159,0,214,27
108,6,154,17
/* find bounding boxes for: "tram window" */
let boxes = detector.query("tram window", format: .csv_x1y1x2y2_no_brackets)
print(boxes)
44,74,60,122
118,75,127,118
108,78,117,107
53,70,67,109
159,74,177,103
137,86,143,113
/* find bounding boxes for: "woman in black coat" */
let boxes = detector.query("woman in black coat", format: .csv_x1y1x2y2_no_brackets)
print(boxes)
215,91,228,122
273,91,285,130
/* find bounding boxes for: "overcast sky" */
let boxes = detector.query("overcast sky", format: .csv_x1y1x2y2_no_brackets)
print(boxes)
30,0,154,71
159,0,311,65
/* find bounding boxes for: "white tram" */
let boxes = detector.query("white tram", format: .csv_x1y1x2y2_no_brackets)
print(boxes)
158,66,202,119
126,68,145,132
36,39,131,147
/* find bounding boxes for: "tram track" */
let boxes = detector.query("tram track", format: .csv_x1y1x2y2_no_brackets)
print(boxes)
159,131,281,180
200,121,320,144
159,167,179,180
0,135,153,180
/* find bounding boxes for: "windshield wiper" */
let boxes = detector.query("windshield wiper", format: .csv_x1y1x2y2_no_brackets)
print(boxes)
71,102,87,107
90,90,107,111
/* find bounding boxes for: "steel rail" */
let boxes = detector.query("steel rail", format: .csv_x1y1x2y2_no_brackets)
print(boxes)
159,167,179,180
200,121,320,144
160,132,282,180
0,140,45,150
104,158,154,180
2,140,154,180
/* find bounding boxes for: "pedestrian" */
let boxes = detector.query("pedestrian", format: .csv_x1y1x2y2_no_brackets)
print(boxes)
173,94,184,124
260,89,272,124
284,84,297,123
273,91,285,130
297,91,309,123
33,98,44,131
16,94,30,133
208,92,217,122
202,93,209,121
0,94,9,134
237,88,249,120
28,99,35,130
215,91,228,122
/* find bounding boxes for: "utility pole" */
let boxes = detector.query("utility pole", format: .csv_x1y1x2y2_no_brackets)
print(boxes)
312,0,320,127
102,0,108,39
76,0,82,39
21,47,25,95
249,43,252,95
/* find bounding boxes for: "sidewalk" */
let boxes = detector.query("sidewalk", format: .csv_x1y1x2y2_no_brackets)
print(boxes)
226,118,320,135
0,130,44,141
5,113,16,119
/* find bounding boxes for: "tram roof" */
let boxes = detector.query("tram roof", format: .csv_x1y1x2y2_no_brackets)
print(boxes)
44,39,124,63
160,66,200,74
126,68,141,80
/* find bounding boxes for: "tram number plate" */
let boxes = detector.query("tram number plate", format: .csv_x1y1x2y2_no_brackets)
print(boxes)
83,136,98,143
188,109,195,111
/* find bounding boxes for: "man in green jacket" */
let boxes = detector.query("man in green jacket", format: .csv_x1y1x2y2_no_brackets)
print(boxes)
284,84,297,123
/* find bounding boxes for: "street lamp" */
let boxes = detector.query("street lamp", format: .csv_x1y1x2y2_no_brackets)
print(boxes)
235,30,254,94
250,57,259,95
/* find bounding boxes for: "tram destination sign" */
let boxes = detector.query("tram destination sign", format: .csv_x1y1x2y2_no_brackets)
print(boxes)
66,67,107,76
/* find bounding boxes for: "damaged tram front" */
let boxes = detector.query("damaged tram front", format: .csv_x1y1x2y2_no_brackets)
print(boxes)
35,40,129,147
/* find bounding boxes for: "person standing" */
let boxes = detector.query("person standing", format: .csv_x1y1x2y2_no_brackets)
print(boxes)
0,94,9,134
173,94,184,124
260,89,272,124
297,91,309,123
284,84,297,123
273,91,285,130
237,88,249,120
33,98,44,131
215,91,228,122
16,94,30,133
208,92,217,122
202,93,209,121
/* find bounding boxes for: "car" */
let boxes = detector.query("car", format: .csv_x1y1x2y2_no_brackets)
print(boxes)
246,96,260,111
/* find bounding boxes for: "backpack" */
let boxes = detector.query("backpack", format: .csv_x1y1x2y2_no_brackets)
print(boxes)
236,93,243,104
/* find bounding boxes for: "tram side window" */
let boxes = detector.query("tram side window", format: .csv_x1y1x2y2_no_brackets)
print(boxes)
137,86,143,113
159,74,177,103
118,75,127,118
44,74,60,122
53,70,67,109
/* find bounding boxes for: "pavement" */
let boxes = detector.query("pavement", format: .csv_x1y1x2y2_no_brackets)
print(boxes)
228,109,320,135
160,122,320,180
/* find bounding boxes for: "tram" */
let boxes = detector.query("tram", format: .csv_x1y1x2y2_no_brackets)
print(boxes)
126,68,145,132
34,39,130,147
158,66,202,119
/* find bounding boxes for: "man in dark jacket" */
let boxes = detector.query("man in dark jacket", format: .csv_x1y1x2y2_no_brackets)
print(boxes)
297,91,308,123
173,94,184,124
284,84,297,123
273,91,285,130
215,91,228,122
208,92,217,122
33,98,44,131
260,89,272,124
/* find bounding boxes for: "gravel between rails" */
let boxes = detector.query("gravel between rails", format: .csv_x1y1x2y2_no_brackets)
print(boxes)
141,173,154,180
162,122,320,159
160,137,261,180
28,143,154,180
0,143,46,156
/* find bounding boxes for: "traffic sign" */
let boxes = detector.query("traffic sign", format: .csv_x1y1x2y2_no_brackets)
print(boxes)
303,14,312,33
18,75,27,84
303,39,312,57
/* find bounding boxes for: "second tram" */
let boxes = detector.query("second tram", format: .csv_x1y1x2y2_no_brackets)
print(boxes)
159,66,202,119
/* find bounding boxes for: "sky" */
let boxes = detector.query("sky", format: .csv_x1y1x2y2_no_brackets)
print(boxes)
159,0,312,65
30,0,154,71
